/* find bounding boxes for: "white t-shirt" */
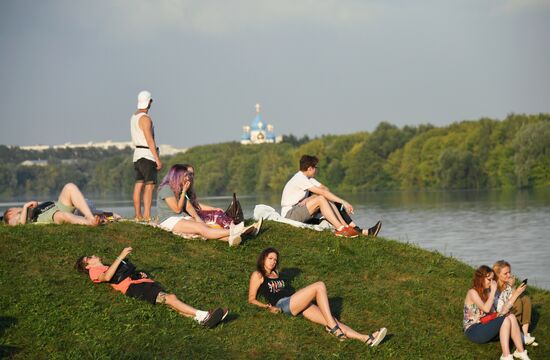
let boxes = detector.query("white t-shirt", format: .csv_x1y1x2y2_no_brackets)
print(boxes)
280,171,322,217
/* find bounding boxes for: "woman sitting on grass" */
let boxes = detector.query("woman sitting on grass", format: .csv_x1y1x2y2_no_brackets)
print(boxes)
493,260,537,347
76,247,228,328
248,247,387,345
176,164,235,229
156,164,262,246
463,265,530,360
3,183,107,226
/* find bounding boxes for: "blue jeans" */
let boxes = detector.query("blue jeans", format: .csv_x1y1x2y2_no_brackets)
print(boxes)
465,317,506,343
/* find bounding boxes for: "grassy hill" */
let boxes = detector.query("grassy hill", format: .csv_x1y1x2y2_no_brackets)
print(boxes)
0,221,548,359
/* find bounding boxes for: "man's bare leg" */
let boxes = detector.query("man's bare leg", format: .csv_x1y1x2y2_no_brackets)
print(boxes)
305,195,345,229
133,182,144,219
142,183,155,220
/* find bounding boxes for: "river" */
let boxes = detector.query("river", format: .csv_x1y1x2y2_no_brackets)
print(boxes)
2,189,549,290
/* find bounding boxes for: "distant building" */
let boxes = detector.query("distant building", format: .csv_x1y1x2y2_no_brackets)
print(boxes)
241,103,283,145
17,141,187,156
20,160,48,167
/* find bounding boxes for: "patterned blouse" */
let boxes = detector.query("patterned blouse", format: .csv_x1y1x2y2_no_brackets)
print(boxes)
495,285,513,313
463,302,485,331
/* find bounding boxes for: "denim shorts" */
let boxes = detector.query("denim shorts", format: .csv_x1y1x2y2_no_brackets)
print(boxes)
275,296,292,315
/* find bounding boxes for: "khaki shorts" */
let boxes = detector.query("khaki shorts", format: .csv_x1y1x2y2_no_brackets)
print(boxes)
36,202,76,224
284,204,313,223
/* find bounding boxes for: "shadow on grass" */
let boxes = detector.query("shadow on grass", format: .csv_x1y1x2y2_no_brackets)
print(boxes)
0,316,21,359
380,332,394,346
280,267,302,282
530,304,541,333
221,312,240,325
328,297,343,319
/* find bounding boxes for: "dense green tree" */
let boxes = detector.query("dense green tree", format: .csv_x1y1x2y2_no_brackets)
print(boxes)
1,115,549,199
513,121,550,187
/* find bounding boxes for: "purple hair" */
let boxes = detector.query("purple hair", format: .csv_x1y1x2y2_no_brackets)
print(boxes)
159,164,199,210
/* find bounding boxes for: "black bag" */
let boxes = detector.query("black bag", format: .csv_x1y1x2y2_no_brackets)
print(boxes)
26,201,56,223
225,192,244,224
109,260,138,284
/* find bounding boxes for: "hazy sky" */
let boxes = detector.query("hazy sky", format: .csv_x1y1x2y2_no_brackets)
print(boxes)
1,0,549,148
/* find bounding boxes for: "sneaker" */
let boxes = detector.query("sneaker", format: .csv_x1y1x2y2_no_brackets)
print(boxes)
220,307,229,321
228,222,244,246
513,349,530,360
346,226,360,237
523,333,536,346
228,233,242,247
500,355,513,360
252,217,263,236
367,221,382,238
200,307,226,329
335,226,359,238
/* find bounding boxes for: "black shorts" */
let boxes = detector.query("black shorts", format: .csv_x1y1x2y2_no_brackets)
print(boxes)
126,281,165,305
134,158,158,184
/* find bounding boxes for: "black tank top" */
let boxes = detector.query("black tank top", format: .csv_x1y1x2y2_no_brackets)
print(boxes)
258,273,293,305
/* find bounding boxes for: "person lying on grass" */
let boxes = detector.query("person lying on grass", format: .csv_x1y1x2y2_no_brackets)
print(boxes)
463,265,530,360
156,164,262,246
3,182,113,226
76,246,228,328
493,260,538,347
248,247,387,345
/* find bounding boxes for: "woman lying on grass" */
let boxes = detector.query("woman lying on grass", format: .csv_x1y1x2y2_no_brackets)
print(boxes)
3,183,111,226
463,265,530,360
248,247,387,345
156,164,262,246
493,260,538,347
76,246,228,328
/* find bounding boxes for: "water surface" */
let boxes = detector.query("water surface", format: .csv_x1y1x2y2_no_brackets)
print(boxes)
2,189,549,290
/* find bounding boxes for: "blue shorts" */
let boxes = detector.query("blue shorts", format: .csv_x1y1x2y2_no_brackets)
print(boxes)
275,296,292,315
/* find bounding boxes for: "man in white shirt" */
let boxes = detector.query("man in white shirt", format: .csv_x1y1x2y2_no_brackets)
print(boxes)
130,90,163,221
281,155,381,238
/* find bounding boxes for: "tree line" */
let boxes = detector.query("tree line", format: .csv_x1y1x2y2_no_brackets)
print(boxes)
1,113,549,199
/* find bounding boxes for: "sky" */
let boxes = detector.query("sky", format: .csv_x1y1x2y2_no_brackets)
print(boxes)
1,0,549,148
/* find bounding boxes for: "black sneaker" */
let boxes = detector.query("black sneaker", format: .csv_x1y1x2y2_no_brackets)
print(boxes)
200,307,226,329
220,307,229,321
367,221,382,238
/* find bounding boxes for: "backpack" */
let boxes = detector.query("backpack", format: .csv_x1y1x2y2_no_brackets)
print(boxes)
109,260,140,284
225,193,244,224
26,201,56,223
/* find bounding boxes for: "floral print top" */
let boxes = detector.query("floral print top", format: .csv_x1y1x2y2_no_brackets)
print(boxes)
463,302,485,331
494,284,513,313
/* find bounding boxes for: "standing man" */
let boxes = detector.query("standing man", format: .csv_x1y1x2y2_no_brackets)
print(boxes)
281,155,382,238
131,90,162,221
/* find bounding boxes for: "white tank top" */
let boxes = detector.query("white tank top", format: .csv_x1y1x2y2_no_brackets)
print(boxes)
130,112,157,162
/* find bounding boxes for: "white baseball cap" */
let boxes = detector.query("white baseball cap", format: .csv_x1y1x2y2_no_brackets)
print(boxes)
137,90,152,109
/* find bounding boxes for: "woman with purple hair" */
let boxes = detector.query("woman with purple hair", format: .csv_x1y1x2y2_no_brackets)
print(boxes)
176,164,235,229
156,164,262,246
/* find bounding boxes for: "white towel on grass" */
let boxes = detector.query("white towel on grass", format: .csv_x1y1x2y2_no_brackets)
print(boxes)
253,204,333,232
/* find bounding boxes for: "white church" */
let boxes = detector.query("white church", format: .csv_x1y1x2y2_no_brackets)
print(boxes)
240,103,283,145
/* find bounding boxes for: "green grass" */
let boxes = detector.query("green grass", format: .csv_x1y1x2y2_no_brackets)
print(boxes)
0,221,548,359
